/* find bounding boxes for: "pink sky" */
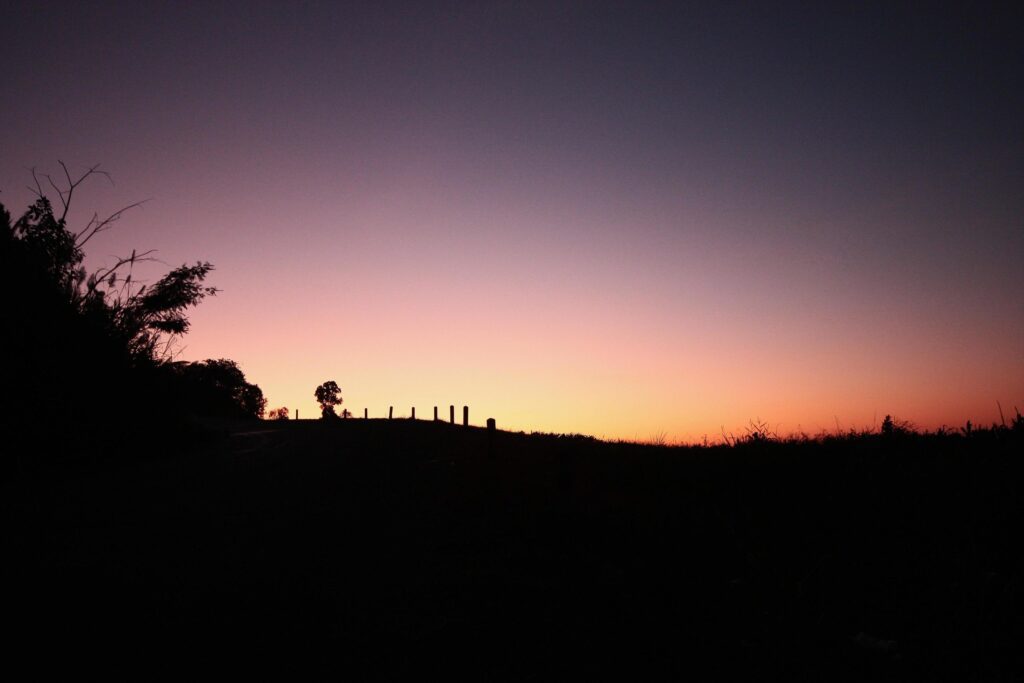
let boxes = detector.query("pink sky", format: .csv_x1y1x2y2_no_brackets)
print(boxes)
2,3,1021,440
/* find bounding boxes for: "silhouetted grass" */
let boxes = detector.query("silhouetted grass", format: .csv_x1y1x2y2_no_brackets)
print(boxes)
4,416,1020,678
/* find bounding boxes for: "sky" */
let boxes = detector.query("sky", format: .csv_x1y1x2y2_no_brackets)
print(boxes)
2,1,1021,441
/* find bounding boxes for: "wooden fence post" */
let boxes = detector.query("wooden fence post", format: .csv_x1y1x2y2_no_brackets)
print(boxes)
364,408,367,419
433,406,438,421
487,418,496,431
450,405,455,424
411,407,416,420
463,406,469,426
389,406,393,420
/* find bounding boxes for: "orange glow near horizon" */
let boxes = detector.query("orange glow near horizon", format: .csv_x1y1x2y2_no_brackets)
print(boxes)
0,160,1015,443
183,328,1023,442
166,189,1023,442
4,3,1022,440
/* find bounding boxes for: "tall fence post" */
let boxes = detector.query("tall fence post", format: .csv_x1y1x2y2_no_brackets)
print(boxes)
364,408,367,419
411,407,416,420
450,405,455,424
296,409,299,420
463,406,469,426
433,406,438,421
389,406,393,420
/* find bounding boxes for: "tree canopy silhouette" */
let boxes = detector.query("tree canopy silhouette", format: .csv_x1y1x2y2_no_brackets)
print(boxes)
170,359,266,419
314,381,343,419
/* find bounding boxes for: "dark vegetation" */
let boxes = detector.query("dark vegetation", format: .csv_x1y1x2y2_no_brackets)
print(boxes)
2,166,1020,677
6,418,1021,677
314,379,343,418
0,164,264,465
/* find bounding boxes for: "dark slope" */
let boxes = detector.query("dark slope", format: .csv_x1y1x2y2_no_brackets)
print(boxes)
6,420,1020,679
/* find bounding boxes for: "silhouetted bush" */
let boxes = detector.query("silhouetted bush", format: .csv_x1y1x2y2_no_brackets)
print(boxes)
0,165,264,463
881,414,913,437
168,359,266,419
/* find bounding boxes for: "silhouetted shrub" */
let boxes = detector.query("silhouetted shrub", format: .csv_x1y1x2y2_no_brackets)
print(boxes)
881,414,912,437
169,359,266,419
0,164,264,461
739,418,778,445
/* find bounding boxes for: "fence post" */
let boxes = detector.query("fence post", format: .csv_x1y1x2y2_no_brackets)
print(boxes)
433,406,438,421
411,407,416,420
450,405,455,424
463,405,469,426
296,409,299,420
389,406,393,420
487,418,496,432
364,408,367,419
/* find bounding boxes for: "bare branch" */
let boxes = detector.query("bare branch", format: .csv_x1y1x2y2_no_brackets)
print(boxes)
28,167,45,199
55,161,111,222
43,173,69,212
59,161,76,221
60,160,74,189
24,162,115,224
87,249,159,294
75,199,150,248
80,212,101,237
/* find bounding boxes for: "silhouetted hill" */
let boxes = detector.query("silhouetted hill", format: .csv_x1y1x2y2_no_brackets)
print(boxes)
5,419,1020,678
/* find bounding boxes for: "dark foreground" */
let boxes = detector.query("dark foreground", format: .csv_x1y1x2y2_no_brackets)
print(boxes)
6,420,1021,679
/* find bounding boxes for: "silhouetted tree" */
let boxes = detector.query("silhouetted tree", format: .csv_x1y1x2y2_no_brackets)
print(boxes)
268,407,289,420
4,164,218,363
314,381,343,419
0,163,264,458
172,359,266,419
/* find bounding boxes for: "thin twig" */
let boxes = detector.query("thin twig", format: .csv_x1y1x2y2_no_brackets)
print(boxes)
75,199,149,248
28,167,45,199
88,250,158,292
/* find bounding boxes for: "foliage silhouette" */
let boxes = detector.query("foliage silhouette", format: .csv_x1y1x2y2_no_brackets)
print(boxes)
314,380,343,419
0,163,264,462
268,407,290,420
7,414,1020,677
881,414,913,437
169,359,266,419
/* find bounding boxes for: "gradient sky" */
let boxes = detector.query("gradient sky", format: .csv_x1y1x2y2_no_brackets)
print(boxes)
3,1,1021,440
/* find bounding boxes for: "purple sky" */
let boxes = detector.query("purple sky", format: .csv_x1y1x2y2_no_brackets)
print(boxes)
3,2,1021,437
